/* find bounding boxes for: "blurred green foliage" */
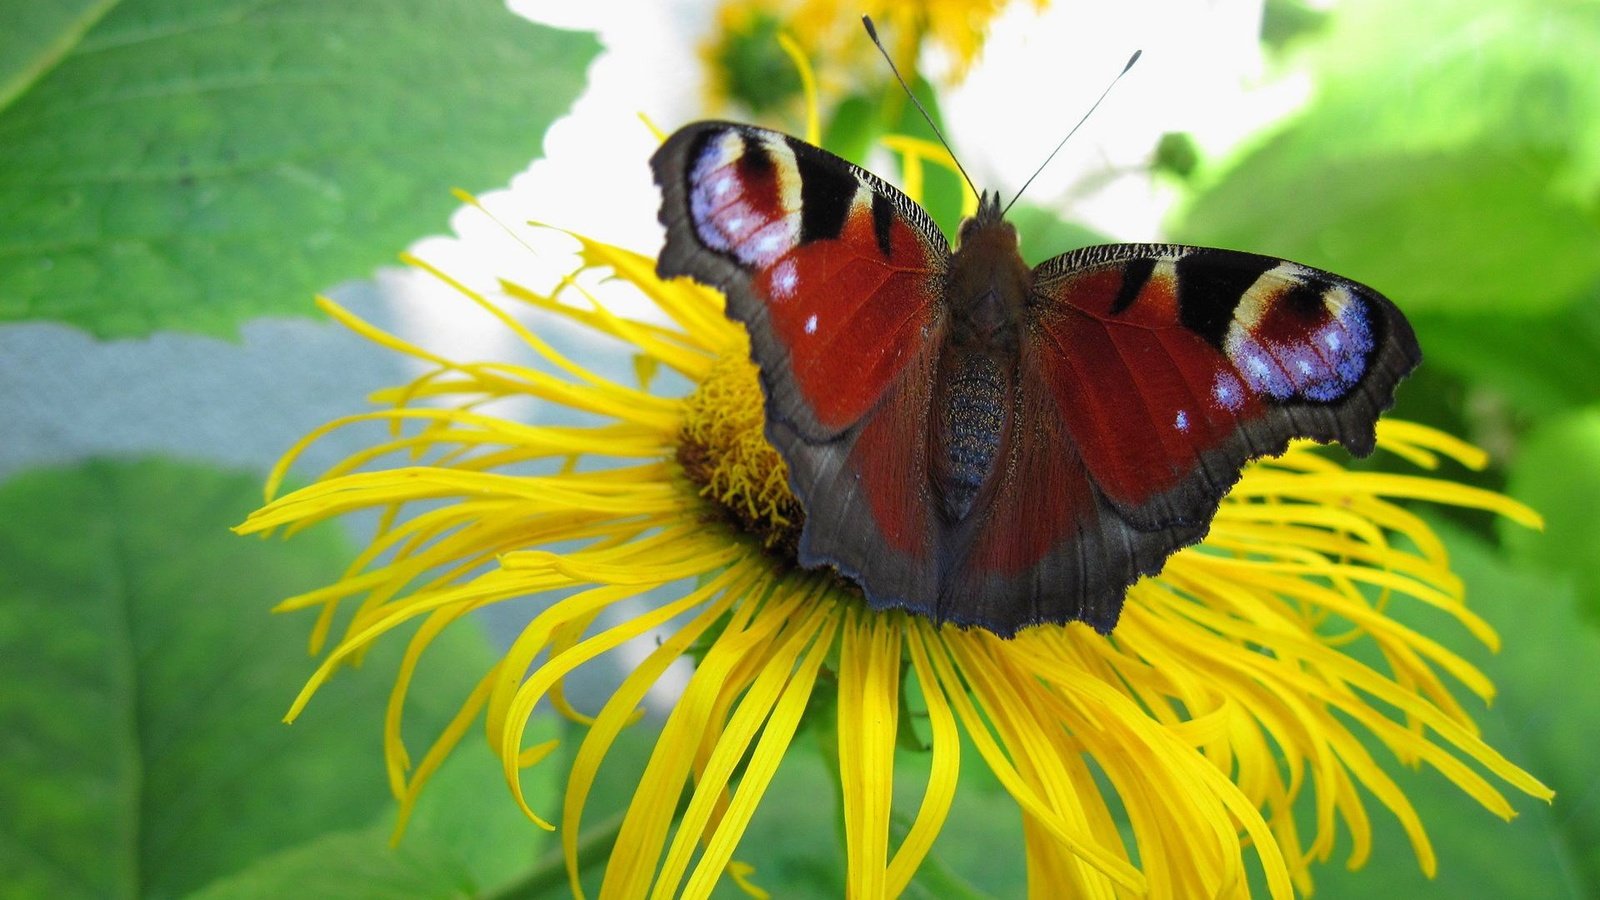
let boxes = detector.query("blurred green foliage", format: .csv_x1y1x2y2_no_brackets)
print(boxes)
712,10,805,113
0,462,560,899
0,0,596,338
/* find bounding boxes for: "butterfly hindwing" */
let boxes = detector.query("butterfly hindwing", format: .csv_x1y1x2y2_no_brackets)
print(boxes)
651,121,952,610
938,345,1181,634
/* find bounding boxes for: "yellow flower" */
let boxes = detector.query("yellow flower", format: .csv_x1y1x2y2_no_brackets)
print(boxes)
238,189,1551,895
706,0,1041,115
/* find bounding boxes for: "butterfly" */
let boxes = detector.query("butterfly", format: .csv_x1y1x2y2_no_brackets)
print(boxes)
650,122,1420,638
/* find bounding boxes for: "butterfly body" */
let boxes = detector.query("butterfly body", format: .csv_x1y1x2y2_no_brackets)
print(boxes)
932,194,1028,523
653,121,1420,638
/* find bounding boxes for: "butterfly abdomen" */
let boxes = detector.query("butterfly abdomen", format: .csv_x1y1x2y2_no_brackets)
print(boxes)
937,349,1009,522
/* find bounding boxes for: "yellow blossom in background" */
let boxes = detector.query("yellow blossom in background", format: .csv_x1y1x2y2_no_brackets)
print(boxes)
238,183,1550,895
705,0,1042,115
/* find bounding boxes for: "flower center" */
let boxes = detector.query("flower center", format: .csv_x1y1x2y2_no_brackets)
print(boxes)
677,345,804,554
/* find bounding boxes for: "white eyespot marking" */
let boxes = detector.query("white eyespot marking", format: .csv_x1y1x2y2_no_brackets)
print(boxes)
772,259,798,299
1212,370,1245,412
1297,358,1314,375
714,175,733,197
1325,331,1342,352
741,215,800,267
1175,410,1190,432
804,314,819,335
725,216,744,234
755,231,785,255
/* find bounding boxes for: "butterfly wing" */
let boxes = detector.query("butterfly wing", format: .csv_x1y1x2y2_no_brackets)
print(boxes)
651,122,953,612
936,342,1176,635
1031,243,1419,524
947,243,1420,635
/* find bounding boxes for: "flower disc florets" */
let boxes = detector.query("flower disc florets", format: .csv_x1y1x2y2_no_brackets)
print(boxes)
678,343,805,555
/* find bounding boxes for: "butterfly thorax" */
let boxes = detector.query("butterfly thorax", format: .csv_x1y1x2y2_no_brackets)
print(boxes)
934,210,1031,523
946,210,1030,350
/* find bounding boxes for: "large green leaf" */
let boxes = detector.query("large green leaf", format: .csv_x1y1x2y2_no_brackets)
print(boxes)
1179,145,1600,316
0,460,536,898
1502,408,1600,621
1174,0,1600,317
184,830,475,900
0,1,115,110
0,0,597,338
1009,201,1110,268
1409,290,1600,421
187,740,559,900
1306,520,1597,897
819,79,967,240
698,727,1020,899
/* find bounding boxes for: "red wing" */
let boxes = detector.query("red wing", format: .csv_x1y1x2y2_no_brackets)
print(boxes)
770,349,944,615
939,245,1420,636
1030,244,1421,531
940,343,1207,635
652,121,952,607
652,121,949,440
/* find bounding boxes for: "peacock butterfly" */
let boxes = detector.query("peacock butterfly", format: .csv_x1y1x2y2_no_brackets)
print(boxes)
650,112,1419,639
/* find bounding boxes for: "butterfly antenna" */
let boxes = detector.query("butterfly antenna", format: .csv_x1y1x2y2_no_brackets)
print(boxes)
862,15,980,203
1001,49,1142,218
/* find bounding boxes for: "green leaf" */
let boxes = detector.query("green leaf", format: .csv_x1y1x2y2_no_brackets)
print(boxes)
1502,408,1600,621
0,460,525,898
0,1,115,111
821,82,967,241
1298,0,1600,185
893,77,967,241
1008,201,1111,268
184,830,475,900
1178,145,1600,316
820,94,879,168
188,739,560,900
401,738,563,898
1175,0,1600,316
1409,290,1600,419
1305,520,1597,897
713,721,1022,898
0,1,598,338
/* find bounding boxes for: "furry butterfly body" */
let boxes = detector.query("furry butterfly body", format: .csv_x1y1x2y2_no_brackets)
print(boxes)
652,121,1420,637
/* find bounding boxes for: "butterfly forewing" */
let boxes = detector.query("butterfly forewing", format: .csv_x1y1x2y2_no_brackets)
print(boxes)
651,121,954,615
653,122,949,438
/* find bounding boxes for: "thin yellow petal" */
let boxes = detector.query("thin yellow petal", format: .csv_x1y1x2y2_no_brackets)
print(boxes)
887,619,962,896
681,604,842,898
652,596,837,898
838,606,900,899
600,579,817,899
919,625,1146,893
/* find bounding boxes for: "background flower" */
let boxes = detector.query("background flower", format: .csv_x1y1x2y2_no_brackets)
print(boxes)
704,0,1042,116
